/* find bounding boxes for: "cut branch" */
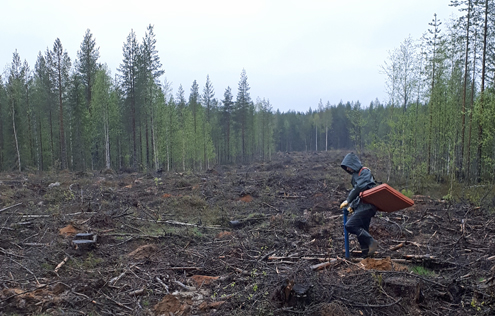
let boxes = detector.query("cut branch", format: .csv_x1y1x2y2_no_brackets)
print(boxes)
310,259,338,271
155,276,169,293
54,257,69,274
0,203,22,213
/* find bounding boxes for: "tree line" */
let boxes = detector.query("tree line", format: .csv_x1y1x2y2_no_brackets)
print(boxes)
375,0,495,187
277,0,495,188
0,26,275,173
1,0,495,190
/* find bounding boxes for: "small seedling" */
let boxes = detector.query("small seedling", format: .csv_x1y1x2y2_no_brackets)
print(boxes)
251,268,257,278
411,265,435,276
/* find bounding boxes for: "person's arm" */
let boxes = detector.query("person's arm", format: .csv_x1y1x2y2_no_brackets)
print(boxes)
346,168,373,203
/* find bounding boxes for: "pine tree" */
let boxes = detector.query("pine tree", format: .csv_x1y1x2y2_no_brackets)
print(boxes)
475,0,493,181
451,0,474,178
67,71,88,170
33,52,51,170
50,38,71,170
0,75,6,170
118,29,140,168
22,60,36,168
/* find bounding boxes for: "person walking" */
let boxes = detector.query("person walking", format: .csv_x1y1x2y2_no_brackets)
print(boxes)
339,152,378,257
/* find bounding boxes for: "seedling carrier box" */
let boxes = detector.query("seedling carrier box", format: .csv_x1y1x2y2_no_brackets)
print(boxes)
360,183,414,213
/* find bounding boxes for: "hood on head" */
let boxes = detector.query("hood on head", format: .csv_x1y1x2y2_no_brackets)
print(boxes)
341,152,363,174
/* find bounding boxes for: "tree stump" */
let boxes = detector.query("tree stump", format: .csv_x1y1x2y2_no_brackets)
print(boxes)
383,276,424,304
273,279,311,308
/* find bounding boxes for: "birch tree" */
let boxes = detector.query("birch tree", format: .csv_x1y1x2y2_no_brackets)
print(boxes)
91,67,115,169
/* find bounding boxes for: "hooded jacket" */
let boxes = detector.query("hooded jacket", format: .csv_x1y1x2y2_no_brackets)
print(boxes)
341,153,376,204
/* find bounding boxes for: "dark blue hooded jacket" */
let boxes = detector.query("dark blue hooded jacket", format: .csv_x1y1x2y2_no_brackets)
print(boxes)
341,153,376,207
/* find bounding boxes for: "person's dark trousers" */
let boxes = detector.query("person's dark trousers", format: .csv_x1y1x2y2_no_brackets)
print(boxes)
344,204,376,252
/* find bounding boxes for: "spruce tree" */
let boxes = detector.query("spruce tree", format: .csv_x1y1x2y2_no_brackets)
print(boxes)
189,80,200,168
475,0,493,181
141,24,164,170
234,69,253,162
33,52,51,170
424,14,444,175
221,87,234,163
77,29,100,114
202,75,215,123
202,75,216,167
67,71,88,170
176,85,188,170
74,30,99,170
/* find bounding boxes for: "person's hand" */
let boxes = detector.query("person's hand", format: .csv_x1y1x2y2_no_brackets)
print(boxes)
347,207,353,214
340,201,348,209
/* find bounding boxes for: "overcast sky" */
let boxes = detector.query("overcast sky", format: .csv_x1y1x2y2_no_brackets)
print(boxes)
2,0,458,113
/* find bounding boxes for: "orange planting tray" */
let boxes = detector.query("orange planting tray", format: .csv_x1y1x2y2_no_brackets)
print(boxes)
360,184,414,213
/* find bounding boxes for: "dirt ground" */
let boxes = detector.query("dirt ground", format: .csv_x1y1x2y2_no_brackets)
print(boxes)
0,150,494,316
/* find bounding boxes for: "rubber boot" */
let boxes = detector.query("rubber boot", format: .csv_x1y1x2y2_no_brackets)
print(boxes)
358,239,369,257
357,229,378,257
368,239,378,256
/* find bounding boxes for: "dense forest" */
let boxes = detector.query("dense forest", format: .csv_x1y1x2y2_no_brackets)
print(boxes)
1,1,494,191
